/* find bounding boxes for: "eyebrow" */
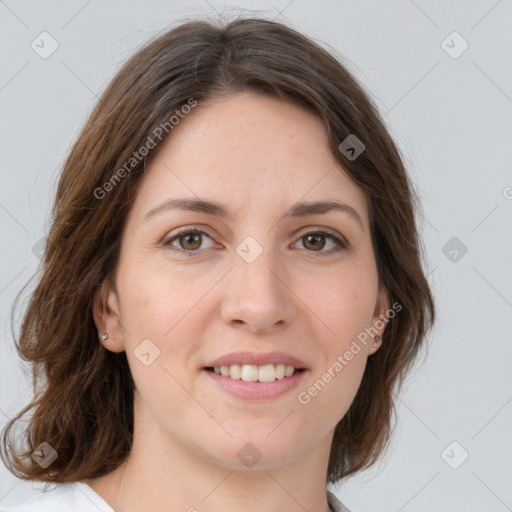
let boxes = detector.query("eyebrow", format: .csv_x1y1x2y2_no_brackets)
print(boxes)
144,198,364,229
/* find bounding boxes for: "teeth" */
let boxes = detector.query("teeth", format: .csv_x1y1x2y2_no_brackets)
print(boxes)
257,364,276,383
275,364,285,379
241,365,258,381
212,363,298,382
229,364,242,379
284,365,294,377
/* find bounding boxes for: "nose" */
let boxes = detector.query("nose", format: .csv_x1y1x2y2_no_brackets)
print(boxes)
219,240,297,334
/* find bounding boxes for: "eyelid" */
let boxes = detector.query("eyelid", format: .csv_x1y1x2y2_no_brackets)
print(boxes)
161,224,217,249
296,225,347,244
293,227,348,256
162,224,349,257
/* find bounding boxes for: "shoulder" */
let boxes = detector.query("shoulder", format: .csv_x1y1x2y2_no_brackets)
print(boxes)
327,489,353,512
1,482,114,512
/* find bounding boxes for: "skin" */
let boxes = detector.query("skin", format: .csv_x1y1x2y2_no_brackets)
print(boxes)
85,91,389,512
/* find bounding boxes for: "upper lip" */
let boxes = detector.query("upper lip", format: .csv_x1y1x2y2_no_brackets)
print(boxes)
204,351,308,369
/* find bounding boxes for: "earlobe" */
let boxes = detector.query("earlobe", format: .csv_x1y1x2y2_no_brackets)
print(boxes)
92,281,126,353
368,288,390,355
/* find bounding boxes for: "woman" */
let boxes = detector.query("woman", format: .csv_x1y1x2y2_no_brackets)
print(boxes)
1,15,434,512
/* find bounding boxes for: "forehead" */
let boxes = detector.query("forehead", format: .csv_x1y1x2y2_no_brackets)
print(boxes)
129,92,369,226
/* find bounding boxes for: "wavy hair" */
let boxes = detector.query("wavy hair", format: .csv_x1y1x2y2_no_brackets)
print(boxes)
1,15,435,485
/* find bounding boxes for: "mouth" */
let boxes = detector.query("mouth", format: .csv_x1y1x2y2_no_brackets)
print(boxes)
204,363,306,383
203,363,307,401
202,351,309,400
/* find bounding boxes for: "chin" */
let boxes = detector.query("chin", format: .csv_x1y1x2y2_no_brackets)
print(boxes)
197,429,308,471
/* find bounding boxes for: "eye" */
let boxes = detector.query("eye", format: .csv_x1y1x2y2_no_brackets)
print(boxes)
163,228,216,256
162,226,348,258
293,229,348,257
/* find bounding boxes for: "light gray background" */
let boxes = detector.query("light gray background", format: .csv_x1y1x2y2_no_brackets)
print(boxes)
1,1,511,511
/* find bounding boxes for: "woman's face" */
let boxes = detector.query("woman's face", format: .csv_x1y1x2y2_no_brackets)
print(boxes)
96,92,388,471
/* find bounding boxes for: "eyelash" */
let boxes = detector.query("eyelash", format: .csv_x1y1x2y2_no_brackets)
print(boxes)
162,226,348,258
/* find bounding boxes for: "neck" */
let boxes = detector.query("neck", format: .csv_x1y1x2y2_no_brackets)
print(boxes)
84,392,334,512
87,461,332,512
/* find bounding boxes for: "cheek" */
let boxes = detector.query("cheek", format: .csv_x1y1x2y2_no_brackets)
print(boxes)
118,257,209,335
294,263,376,414
297,339,369,426
321,355,367,421
300,261,378,340
113,260,205,389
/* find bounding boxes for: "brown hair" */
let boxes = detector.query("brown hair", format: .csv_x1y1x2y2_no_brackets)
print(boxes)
1,15,434,485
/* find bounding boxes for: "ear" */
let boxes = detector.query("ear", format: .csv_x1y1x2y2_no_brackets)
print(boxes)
367,287,390,356
92,278,126,353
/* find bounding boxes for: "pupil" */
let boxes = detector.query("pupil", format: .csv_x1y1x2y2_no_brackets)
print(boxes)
183,233,200,250
306,234,324,250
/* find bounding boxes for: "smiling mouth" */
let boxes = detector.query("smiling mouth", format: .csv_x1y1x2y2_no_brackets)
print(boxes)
204,363,305,383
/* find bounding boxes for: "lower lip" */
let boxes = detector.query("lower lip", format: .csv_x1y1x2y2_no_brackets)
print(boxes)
204,369,307,400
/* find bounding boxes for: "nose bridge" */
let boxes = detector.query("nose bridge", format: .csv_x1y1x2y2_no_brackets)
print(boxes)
236,232,286,297
220,233,295,331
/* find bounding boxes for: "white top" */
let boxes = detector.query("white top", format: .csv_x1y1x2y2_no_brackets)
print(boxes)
1,482,114,511
1,482,351,512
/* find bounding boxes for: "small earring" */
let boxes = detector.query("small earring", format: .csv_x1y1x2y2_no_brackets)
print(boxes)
373,334,381,347
101,333,108,341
